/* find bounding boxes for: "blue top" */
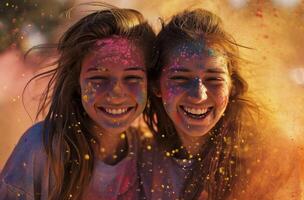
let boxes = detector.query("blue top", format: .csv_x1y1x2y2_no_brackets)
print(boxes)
0,122,143,200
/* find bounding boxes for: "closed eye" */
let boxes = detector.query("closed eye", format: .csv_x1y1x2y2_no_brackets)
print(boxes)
124,75,144,83
88,76,108,81
205,77,225,85
169,76,190,83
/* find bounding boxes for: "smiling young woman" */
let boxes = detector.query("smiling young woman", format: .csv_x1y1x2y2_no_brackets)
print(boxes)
0,4,155,200
142,8,302,200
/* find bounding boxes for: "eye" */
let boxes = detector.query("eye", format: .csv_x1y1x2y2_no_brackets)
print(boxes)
124,75,144,83
205,77,225,84
87,76,108,82
169,76,190,83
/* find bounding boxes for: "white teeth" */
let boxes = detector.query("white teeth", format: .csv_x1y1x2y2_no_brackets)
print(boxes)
105,108,128,115
184,107,208,115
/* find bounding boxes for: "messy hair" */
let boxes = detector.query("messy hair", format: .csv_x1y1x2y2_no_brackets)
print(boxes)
26,4,155,200
144,9,262,200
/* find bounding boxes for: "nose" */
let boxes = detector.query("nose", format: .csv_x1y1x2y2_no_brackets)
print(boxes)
187,77,208,102
106,79,127,103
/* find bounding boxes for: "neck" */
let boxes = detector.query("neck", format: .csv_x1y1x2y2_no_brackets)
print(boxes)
177,131,207,157
91,126,128,164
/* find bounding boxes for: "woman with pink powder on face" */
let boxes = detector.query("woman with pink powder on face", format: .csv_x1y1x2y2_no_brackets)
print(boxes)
0,5,155,200
141,9,302,200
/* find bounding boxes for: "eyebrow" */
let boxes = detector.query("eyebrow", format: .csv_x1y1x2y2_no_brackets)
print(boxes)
86,66,145,73
205,68,227,74
168,67,191,73
125,67,146,72
168,67,226,74
86,67,109,73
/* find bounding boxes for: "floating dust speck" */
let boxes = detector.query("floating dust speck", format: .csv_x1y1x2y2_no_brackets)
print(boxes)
84,154,90,160
82,95,88,102
120,133,126,139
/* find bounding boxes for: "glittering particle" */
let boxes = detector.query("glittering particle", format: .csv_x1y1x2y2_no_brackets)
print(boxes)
120,133,126,139
207,49,216,56
219,167,225,174
82,95,88,102
100,148,105,152
165,152,171,157
84,154,90,160
146,145,152,150
113,154,118,159
97,67,108,72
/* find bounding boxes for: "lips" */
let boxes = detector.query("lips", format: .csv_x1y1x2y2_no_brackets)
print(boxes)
97,106,135,117
180,105,212,119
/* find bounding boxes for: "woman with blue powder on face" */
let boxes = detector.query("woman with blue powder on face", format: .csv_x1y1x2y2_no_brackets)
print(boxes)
0,5,155,200
141,9,302,200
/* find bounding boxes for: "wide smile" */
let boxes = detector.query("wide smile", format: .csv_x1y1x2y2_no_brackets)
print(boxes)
180,105,213,120
96,105,135,118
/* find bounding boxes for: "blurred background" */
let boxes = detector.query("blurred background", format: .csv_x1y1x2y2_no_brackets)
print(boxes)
0,0,303,188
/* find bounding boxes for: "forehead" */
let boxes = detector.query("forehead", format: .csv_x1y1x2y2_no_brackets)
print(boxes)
169,40,225,58
82,36,144,68
165,41,228,70
92,36,139,57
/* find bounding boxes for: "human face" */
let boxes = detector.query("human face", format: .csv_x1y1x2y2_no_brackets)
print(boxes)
159,41,231,140
80,36,147,135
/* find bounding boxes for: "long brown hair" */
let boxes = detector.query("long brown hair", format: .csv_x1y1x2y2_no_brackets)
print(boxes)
27,4,155,200
143,9,262,200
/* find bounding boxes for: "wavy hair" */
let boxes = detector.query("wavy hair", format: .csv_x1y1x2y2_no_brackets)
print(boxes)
143,9,263,200
26,4,155,200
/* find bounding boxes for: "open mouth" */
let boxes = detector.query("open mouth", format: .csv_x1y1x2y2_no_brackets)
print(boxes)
97,106,135,117
180,105,212,119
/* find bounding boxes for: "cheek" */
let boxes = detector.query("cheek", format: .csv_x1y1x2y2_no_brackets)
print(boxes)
128,82,147,106
161,81,186,112
213,86,230,108
81,81,96,105
81,81,105,105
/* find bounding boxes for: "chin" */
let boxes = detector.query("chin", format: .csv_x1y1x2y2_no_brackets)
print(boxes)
107,125,130,134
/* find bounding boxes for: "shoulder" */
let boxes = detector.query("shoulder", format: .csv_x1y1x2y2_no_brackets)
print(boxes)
2,121,46,166
0,121,48,199
18,121,45,149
